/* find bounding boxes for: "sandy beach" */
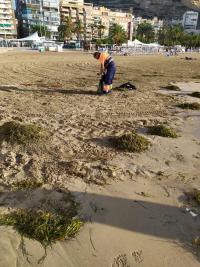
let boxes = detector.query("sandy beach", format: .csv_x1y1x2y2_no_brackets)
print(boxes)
0,50,200,267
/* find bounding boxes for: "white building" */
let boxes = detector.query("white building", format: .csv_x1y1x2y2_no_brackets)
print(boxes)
60,1,133,41
60,0,93,41
16,0,60,39
133,16,163,35
0,0,17,38
91,6,133,40
182,10,199,32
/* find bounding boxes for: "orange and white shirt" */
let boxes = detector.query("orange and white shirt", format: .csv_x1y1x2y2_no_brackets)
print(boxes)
99,52,110,66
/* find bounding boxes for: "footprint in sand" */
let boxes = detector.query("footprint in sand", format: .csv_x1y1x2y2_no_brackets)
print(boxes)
132,250,144,264
112,254,130,267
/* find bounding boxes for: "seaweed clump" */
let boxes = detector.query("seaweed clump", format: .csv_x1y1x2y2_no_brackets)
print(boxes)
148,125,178,138
164,85,181,91
113,132,150,153
0,121,46,146
12,180,43,191
187,189,200,206
177,102,200,110
0,197,82,248
190,92,200,98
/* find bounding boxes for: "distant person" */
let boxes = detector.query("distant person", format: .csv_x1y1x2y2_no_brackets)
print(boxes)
93,51,116,94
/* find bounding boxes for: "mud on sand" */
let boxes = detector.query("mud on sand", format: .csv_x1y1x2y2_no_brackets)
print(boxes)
0,51,200,267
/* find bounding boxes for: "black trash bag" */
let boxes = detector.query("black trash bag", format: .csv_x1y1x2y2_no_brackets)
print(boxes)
185,56,193,60
117,82,136,91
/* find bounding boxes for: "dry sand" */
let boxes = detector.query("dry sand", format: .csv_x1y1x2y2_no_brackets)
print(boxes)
0,50,200,267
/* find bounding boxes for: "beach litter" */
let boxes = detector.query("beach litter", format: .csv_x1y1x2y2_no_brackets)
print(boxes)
116,82,136,91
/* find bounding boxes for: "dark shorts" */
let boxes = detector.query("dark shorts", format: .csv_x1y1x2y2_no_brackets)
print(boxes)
102,62,116,85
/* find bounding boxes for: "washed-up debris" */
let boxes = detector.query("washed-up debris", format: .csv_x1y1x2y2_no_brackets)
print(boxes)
185,207,198,217
163,84,181,91
147,125,178,138
112,132,151,153
0,121,47,147
177,102,200,110
181,189,200,217
116,82,136,91
185,56,197,61
190,92,200,98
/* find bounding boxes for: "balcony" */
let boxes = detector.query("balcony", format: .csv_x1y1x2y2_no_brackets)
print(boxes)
1,10,11,14
0,16,12,19
0,4,11,9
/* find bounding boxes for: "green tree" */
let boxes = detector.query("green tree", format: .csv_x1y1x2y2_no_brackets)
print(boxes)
158,24,191,46
89,23,97,41
97,24,106,39
31,24,51,38
58,16,74,41
136,22,155,43
109,23,127,45
74,19,84,41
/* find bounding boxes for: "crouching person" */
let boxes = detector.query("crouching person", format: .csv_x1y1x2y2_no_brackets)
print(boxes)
93,51,116,94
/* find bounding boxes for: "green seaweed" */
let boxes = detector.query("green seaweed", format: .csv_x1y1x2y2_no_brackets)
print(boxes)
190,92,200,98
0,121,46,146
11,180,43,191
148,125,178,138
113,132,150,153
0,208,82,247
177,102,200,110
164,85,181,91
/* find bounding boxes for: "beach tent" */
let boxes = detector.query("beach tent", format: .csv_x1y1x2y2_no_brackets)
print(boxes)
147,43,160,47
127,39,144,47
17,32,42,42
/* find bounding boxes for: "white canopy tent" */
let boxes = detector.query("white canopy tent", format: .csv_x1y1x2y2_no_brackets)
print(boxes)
122,39,145,47
17,32,44,42
119,39,164,55
146,42,161,47
128,39,144,47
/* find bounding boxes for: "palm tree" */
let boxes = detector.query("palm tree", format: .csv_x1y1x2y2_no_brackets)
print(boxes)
74,19,84,42
58,15,74,42
109,23,127,45
89,23,97,41
136,22,155,43
97,24,106,39
31,25,51,38
158,24,185,46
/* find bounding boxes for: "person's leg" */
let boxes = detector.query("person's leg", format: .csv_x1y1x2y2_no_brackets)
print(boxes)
102,63,116,94
97,76,104,94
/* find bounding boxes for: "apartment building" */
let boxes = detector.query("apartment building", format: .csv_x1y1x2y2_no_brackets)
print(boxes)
0,0,17,38
60,1,133,41
60,0,93,41
133,16,163,35
91,6,133,40
16,0,60,39
182,10,199,32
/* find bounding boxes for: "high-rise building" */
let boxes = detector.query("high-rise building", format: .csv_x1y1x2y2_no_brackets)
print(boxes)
0,0,17,39
133,16,163,36
60,0,93,41
92,6,133,40
182,10,199,32
16,0,60,39
60,1,133,41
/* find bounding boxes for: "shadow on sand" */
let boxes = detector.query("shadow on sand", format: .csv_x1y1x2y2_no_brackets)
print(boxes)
0,85,98,96
0,187,199,260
